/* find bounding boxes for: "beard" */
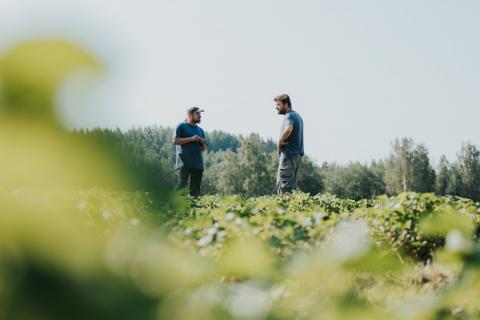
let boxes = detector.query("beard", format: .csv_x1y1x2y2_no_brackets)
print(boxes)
277,109,286,115
195,118,201,123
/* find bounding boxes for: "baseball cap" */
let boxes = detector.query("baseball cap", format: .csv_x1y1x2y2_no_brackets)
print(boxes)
187,107,205,113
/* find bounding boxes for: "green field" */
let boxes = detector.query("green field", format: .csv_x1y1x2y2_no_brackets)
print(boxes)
2,189,480,319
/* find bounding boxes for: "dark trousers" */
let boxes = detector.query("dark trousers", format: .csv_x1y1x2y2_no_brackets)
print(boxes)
175,167,203,197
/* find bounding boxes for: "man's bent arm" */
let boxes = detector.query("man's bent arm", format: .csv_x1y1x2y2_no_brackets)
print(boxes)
279,125,293,144
173,137,193,145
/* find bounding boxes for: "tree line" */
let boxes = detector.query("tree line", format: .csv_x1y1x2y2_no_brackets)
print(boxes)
72,127,480,201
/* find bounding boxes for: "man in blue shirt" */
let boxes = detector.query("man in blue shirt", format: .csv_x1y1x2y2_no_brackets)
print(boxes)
274,94,304,194
172,107,207,196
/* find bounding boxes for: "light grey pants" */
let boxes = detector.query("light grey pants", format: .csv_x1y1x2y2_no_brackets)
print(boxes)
277,154,302,194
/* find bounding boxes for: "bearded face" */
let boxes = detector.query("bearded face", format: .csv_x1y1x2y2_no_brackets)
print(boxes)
276,101,288,115
193,111,202,123
187,111,202,123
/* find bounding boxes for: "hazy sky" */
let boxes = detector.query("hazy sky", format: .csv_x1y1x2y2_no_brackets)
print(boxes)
1,0,479,164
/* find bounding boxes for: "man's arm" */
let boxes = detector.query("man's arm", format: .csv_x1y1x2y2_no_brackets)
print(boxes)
200,129,207,152
173,135,202,145
278,125,293,150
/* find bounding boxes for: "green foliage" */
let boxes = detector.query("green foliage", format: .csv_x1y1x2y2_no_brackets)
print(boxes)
434,143,480,202
72,128,480,202
0,39,101,123
203,134,276,196
451,142,480,201
203,130,240,152
436,155,451,196
295,155,324,195
73,126,177,192
177,193,480,263
350,193,480,261
384,138,436,194
321,162,385,200
3,189,480,319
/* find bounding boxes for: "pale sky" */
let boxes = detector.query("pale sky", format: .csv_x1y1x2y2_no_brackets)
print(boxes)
1,0,479,164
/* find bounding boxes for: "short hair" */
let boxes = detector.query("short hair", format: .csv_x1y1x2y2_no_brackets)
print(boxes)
274,94,292,108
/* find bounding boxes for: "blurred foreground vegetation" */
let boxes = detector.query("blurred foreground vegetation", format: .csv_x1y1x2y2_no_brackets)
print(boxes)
2,190,480,319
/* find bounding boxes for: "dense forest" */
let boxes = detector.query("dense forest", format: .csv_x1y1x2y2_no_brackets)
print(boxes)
72,126,480,201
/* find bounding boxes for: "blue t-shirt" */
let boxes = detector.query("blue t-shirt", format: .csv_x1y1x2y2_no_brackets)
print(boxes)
173,122,206,170
280,111,304,159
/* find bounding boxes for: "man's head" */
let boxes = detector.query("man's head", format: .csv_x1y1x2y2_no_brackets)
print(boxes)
186,107,204,124
274,94,292,115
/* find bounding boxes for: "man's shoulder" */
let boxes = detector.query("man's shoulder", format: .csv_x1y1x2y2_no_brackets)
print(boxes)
287,111,302,121
296,112,303,123
176,122,188,129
